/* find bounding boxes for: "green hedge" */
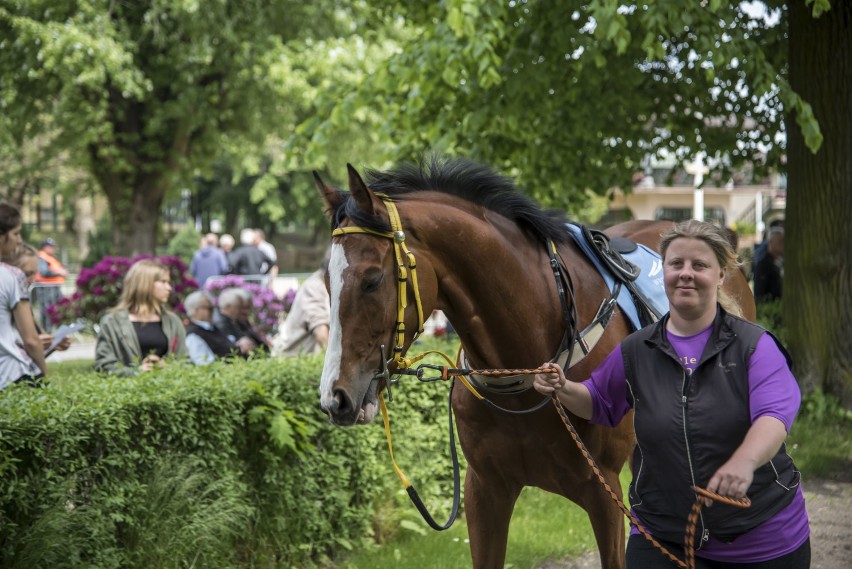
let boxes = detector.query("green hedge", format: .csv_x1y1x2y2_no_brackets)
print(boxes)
0,355,463,568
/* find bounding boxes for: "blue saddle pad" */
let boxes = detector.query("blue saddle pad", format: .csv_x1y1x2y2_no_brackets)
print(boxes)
565,224,668,331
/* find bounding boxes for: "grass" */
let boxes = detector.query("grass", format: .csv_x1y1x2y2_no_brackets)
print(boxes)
337,469,630,569
338,489,594,569
787,391,852,480
50,359,95,375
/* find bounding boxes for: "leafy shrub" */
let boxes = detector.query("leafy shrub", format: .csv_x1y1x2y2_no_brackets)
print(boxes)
204,274,286,336
81,215,115,268
756,298,784,343
164,226,202,266
0,353,464,568
47,255,198,326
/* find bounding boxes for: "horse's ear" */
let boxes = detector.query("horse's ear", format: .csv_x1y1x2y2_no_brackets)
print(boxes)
347,163,378,216
313,170,343,215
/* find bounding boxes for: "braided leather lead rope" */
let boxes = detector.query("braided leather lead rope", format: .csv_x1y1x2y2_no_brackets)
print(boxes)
550,395,750,568
684,487,751,568
438,366,558,379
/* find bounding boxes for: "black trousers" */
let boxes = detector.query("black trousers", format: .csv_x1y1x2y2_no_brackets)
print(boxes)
625,534,810,569
14,374,45,387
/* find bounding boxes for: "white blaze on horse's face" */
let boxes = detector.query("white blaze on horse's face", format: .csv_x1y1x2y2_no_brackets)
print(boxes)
320,243,347,409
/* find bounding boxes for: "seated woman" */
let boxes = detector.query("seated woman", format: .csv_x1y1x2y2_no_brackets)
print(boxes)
0,205,47,389
11,244,72,354
95,259,187,375
183,290,243,365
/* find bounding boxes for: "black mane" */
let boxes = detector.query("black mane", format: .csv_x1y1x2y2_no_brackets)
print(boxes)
331,157,571,246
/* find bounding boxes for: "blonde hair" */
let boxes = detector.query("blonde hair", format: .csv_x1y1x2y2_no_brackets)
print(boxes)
11,242,38,265
113,259,170,317
659,220,743,317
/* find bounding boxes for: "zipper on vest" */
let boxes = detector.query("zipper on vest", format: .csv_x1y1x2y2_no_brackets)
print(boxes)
680,368,707,549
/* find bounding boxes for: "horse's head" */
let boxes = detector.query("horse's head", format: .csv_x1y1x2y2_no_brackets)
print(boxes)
314,165,428,426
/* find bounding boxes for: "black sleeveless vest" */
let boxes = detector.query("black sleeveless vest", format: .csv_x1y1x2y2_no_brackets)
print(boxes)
185,323,243,359
621,307,799,545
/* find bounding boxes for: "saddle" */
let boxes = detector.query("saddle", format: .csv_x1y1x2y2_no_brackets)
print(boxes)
565,223,667,331
465,224,668,396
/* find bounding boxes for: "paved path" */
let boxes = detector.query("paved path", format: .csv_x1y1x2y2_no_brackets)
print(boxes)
48,341,95,362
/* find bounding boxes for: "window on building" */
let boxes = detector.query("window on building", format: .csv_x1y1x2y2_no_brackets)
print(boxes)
654,207,725,226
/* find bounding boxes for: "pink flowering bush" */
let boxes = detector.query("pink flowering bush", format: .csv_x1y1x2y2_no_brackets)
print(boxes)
47,255,198,325
204,275,287,336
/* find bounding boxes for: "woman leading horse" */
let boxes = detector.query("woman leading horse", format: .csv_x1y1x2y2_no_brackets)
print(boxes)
314,157,755,569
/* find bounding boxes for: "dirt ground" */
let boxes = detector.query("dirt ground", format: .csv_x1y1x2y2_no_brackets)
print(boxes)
539,478,852,569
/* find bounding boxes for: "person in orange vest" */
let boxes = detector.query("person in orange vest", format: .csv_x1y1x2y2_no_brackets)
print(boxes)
34,238,67,332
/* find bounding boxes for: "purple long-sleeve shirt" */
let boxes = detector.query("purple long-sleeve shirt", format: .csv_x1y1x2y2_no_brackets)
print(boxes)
583,327,809,562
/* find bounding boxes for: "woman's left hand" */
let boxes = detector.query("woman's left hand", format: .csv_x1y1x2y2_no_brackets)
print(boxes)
704,457,754,506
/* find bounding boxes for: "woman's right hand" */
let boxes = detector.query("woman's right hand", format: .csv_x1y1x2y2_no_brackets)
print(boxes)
533,363,568,395
141,354,164,372
38,333,53,350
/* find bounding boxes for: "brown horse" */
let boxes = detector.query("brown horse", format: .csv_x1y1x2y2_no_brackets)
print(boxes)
314,159,755,569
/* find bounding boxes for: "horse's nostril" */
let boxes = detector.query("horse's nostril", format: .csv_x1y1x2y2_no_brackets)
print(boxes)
332,389,350,415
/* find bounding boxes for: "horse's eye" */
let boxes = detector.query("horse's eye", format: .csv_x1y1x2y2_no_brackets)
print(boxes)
362,271,384,293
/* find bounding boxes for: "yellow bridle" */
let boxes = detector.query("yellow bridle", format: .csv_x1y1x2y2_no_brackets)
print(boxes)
331,193,425,370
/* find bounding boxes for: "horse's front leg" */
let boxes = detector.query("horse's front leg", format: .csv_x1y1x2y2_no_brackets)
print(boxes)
580,469,627,569
464,465,522,569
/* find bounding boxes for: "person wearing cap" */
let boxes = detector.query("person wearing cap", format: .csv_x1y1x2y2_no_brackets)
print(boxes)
34,237,68,332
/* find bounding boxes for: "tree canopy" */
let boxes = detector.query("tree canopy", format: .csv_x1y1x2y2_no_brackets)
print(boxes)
0,0,384,253
289,0,850,404
1,1,849,402
292,0,824,209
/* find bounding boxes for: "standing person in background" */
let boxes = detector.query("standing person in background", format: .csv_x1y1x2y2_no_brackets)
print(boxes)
219,233,236,274
753,227,784,306
0,204,47,389
33,237,67,332
190,232,228,288
229,228,275,279
272,254,329,357
253,228,277,265
11,244,72,354
753,218,784,269
534,220,809,568
95,259,187,376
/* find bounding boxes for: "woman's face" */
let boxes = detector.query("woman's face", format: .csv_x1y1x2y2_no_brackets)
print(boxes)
1,224,23,257
152,272,172,304
20,256,38,285
663,237,726,320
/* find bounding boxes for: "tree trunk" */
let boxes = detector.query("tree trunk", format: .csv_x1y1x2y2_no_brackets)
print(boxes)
73,197,96,263
96,165,168,257
787,2,852,406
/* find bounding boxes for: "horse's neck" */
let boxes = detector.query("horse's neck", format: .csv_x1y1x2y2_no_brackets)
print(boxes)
422,216,568,367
